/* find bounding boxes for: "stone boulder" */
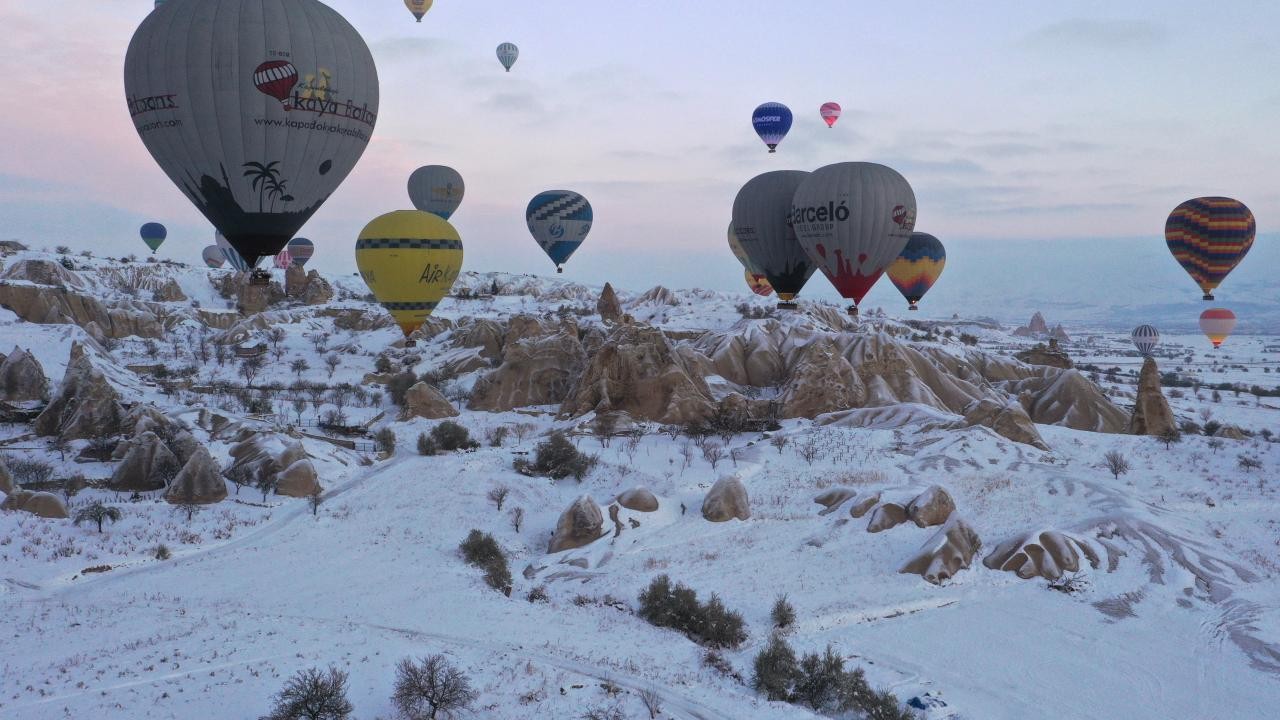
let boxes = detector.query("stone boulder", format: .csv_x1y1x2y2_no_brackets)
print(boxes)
108,431,181,492
1215,425,1247,441
906,485,955,528
899,518,982,585
34,342,127,441
165,446,228,505
400,382,459,420
469,320,587,411
0,346,49,401
850,492,881,518
225,435,283,490
867,502,908,533
168,430,201,465
813,487,858,516
1,489,33,511
1128,357,1176,437
275,459,321,498
962,398,1048,450
616,487,659,513
597,282,623,324
549,495,605,553
983,529,1100,581
3,491,69,519
701,476,750,522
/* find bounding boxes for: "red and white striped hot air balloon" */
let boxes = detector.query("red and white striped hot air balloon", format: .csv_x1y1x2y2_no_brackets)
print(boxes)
253,60,298,108
820,102,842,128
1199,308,1237,348
274,249,293,269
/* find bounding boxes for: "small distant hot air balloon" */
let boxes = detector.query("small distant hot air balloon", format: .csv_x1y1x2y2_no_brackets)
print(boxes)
1131,325,1160,357
1165,197,1255,301
820,102,841,128
887,232,946,311
1199,308,1237,348
274,249,293,269
355,210,463,343
140,223,167,254
745,269,773,297
752,102,793,153
527,191,592,273
216,231,253,272
287,237,315,267
405,0,433,23
408,166,465,220
497,43,520,72
202,245,225,269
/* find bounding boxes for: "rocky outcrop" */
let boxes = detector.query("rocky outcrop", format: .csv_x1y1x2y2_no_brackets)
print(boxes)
452,318,506,360
900,518,982,585
1013,312,1050,337
2,490,69,519
284,265,307,297
616,487,659,512
34,342,126,441
962,399,1048,450
469,319,586,411
1049,325,1070,342
633,286,680,307
108,432,180,492
399,382,459,420
867,502,908,533
0,281,165,338
1,489,33,511
549,495,605,553
562,323,714,425
0,346,49,401
1215,425,1247,441
597,283,623,324
780,338,863,418
236,279,275,315
302,270,334,305
698,321,786,388
983,529,1100,581
165,446,228,505
320,308,396,332
1015,343,1073,370
275,459,321,498
1002,369,1127,434
1128,357,1176,437
814,487,858,516
906,485,955,528
702,476,750,522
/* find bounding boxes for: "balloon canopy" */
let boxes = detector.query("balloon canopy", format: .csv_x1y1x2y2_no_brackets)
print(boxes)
201,245,225,269
139,222,167,253
1131,325,1160,357
355,211,463,339
745,269,773,297
1165,197,1255,301
1199,308,1237,349
408,165,465,220
887,232,946,310
497,43,520,72
752,102,793,153
405,0,433,22
125,0,379,269
216,230,254,272
731,170,813,305
526,191,592,272
287,237,315,267
820,102,842,128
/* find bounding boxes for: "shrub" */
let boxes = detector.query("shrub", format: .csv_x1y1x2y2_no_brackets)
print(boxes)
153,544,172,561
519,431,596,481
752,639,915,718
375,427,396,454
374,355,393,374
771,594,796,629
1102,451,1130,480
417,432,437,456
262,665,353,720
637,575,746,649
486,426,509,447
459,530,511,594
753,634,800,701
526,585,549,603
431,421,479,452
387,371,418,407
392,655,476,720
8,457,54,486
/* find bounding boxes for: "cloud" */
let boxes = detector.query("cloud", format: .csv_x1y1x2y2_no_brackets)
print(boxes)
1024,19,1165,52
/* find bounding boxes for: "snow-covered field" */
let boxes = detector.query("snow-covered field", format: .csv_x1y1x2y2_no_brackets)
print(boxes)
1,251,1278,719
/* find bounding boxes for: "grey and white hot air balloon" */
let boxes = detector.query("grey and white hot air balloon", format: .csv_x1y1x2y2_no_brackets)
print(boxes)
791,162,916,315
1132,325,1160,357
497,43,519,72
124,0,379,276
407,165,465,220
731,170,814,308
202,245,226,269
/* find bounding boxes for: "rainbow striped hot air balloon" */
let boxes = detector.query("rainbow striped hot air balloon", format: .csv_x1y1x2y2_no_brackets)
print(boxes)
1199,308,1237,349
887,232,946,311
1165,197,1255,301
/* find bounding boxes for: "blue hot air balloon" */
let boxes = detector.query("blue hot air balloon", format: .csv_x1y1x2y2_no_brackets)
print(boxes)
752,102,793,153
526,191,592,273
140,222,167,253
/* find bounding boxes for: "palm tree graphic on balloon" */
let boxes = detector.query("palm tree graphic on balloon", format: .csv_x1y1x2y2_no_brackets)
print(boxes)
243,161,295,212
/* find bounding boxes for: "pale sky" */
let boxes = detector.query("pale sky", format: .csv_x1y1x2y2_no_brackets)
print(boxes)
0,0,1277,306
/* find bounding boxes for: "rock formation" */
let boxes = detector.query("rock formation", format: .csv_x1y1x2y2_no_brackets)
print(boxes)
236,279,275,315
549,495,605,553
983,529,1100,581
275,460,321,498
900,518,982,585
400,382,459,420
1128,357,1176,437
1015,312,1050,337
1003,368,1127,433
34,342,127,441
814,487,858,516
780,338,863,418
1015,342,1073,370
866,502,908,533
284,265,307,297
2,490,69,519
0,274,165,338
165,446,228,505
702,476,750,522
469,319,586,412
906,485,956,528
962,399,1049,450
0,346,49,401
597,282,623,324
0,459,14,495
108,431,180,492
302,270,335,305
616,487,659,512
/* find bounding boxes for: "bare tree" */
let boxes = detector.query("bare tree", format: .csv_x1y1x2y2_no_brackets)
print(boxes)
623,431,643,463
487,486,510,512
509,506,524,533
1207,438,1225,454
1159,428,1182,449
1103,450,1130,480
1198,407,1213,424
391,655,476,720
770,434,788,454
308,487,323,516
262,665,353,720
797,437,821,465
512,423,537,443
240,354,265,386
679,442,695,471
639,687,663,719
701,442,725,471
267,326,287,351
1238,454,1262,472
324,353,341,379
292,397,308,424
291,357,310,379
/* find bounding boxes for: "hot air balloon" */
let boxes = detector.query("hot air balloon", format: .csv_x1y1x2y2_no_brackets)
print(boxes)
887,232,946,311
287,237,315,267
820,102,841,128
202,245,225,269
1199,308,1236,348
497,43,520,72
405,0,433,23
1131,325,1160,357
355,210,463,344
745,269,773,297
791,162,916,315
752,102,793,153
216,231,253,272
731,170,814,308
125,0,379,282
274,249,293,269
526,191,592,273
1165,197,1255,301
408,165,465,220
139,223,167,254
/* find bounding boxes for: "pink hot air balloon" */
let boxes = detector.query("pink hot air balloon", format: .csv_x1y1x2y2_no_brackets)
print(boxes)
820,102,842,128
274,249,293,269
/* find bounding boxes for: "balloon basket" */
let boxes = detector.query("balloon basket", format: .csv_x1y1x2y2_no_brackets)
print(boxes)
248,270,271,286
777,301,798,311
404,339,418,348
1203,294,1215,301
847,305,859,317
557,266,563,274
908,305,919,312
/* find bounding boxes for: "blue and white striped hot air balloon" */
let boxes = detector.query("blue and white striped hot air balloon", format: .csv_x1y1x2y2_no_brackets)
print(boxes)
1131,325,1160,357
216,230,253,272
752,102,793,153
496,43,519,72
526,191,592,273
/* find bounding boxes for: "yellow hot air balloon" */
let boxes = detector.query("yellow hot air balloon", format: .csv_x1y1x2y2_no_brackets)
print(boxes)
355,210,462,343
405,0,433,22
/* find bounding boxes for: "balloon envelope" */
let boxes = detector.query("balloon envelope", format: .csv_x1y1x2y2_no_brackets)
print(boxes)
887,232,945,310
497,43,519,72
526,191,592,271
791,162,916,312
727,222,763,275
355,210,463,338
745,269,773,297
731,170,814,303
274,249,293,269
216,231,254,272
820,102,841,128
1131,325,1160,357
408,165,465,220
287,237,315,267
752,102,793,153
125,0,379,268
404,0,432,22
1199,308,1237,348
140,222,167,253
1165,197,1255,301
201,245,225,269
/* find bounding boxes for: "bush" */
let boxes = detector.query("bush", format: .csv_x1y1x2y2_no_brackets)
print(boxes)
417,432,438,456
752,638,915,718
637,575,746,649
459,530,511,593
526,585,549,603
431,421,479,452
375,427,396,454
8,457,54,486
518,431,597,481
753,634,800,701
392,655,476,720
262,665,353,720
771,594,796,629
486,426,509,447
374,355,393,374
387,371,418,407
1203,420,1222,437
154,544,172,561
